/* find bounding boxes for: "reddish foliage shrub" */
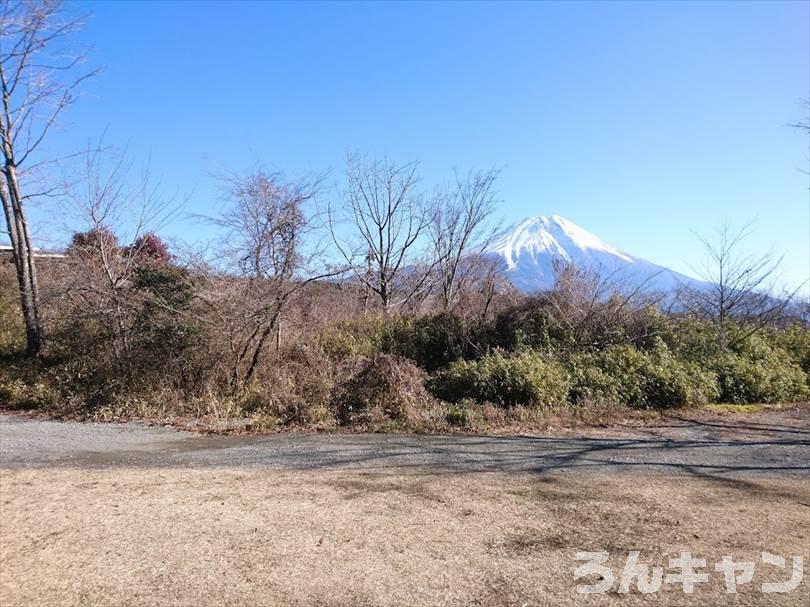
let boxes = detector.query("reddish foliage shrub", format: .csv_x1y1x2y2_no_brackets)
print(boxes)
129,233,171,264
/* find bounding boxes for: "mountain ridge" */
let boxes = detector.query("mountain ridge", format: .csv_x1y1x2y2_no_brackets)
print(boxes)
481,215,703,293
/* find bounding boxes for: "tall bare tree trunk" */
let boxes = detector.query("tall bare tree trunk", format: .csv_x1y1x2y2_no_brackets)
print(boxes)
0,166,43,355
328,153,434,314
0,0,95,355
0,0,98,356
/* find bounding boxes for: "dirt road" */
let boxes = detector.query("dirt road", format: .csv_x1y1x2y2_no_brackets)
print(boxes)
1,409,809,606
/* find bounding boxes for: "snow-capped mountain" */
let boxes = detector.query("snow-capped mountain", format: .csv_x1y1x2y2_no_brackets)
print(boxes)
482,215,702,293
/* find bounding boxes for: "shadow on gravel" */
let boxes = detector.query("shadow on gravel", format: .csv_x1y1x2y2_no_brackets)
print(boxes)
664,414,810,435
1,412,809,478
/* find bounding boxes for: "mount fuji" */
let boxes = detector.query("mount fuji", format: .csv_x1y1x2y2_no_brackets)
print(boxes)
482,215,703,294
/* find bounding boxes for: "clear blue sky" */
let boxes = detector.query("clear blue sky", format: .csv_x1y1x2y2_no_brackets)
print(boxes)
32,0,810,288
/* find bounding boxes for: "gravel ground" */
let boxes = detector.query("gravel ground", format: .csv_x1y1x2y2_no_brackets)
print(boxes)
1,409,808,606
1,408,808,476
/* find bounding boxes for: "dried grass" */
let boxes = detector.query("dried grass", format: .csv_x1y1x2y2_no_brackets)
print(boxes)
331,354,438,427
1,468,808,606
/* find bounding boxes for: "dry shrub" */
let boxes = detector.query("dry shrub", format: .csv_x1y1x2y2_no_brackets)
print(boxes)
238,344,337,426
0,265,24,354
0,357,60,411
332,354,433,427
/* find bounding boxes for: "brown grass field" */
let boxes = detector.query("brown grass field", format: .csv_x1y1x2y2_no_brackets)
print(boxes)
1,467,808,606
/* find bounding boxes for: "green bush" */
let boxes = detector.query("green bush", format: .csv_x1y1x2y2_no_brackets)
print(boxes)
489,297,557,352
658,317,725,362
567,355,621,404
709,337,808,404
381,313,475,371
130,263,204,365
318,318,385,361
429,350,570,407
445,404,470,427
764,324,810,376
589,340,719,408
323,313,478,371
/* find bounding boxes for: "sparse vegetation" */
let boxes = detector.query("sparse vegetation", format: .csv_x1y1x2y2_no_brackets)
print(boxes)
0,2,806,433
1,234,808,432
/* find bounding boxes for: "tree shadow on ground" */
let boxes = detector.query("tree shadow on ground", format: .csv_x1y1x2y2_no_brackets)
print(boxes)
21,412,803,480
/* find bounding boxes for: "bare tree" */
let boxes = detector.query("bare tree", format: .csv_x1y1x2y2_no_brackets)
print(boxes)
428,169,499,311
476,258,513,323
790,99,809,303
57,145,181,361
789,99,809,140
684,223,801,346
450,254,516,325
545,260,663,351
0,0,96,356
329,152,434,313
213,170,339,387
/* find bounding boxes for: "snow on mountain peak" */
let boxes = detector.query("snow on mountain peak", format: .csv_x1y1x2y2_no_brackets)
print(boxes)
487,215,633,270
482,214,700,294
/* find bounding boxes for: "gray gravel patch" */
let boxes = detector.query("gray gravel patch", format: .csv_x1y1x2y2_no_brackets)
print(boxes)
1,410,808,476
